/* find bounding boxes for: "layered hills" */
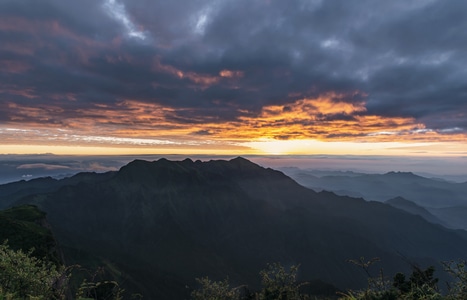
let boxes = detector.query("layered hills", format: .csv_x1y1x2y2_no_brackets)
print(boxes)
282,168,467,230
1,157,467,299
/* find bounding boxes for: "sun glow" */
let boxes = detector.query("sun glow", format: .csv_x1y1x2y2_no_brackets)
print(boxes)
1,93,466,157
244,139,409,155
1,137,465,157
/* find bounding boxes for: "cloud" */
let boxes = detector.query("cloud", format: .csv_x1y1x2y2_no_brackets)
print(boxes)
0,0,466,149
103,0,148,40
17,163,70,170
86,162,119,172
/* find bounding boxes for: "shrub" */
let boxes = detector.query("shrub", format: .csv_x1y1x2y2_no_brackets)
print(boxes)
443,260,467,300
191,277,238,300
0,241,63,299
192,263,308,300
259,263,307,300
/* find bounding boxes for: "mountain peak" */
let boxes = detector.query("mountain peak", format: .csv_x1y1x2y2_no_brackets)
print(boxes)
229,156,259,167
231,156,248,161
209,157,273,175
118,158,191,181
384,171,419,178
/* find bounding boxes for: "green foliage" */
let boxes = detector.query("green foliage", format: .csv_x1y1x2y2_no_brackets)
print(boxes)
0,204,134,300
443,260,467,300
192,263,309,300
0,241,134,300
393,266,439,300
76,279,124,300
259,263,307,300
134,255,467,300
191,277,239,300
340,257,443,300
0,241,63,299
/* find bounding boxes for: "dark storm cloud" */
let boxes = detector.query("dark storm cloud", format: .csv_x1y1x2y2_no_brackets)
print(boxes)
0,0,466,134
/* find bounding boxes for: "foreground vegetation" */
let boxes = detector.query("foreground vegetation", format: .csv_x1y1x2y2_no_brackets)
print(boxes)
192,258,467,300
0,241,128,300
3,239,467,299
0,205,133,300
1,205,467,299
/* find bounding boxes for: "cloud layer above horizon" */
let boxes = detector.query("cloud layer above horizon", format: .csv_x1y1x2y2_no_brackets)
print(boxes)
1,0,466,153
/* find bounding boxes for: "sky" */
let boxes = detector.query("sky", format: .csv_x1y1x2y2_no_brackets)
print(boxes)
0,0,467,157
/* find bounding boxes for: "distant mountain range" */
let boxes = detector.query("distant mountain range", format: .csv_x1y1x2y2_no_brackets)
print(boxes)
385,197,447,227
282,168,467,230
1,158,467,299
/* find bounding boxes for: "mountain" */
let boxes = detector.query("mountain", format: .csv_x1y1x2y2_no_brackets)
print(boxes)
2,158,467,299
385,197,446,227
0,171,115,210
282,168,467,230
428,206,467,230
0,177,61,209
0,205,61,264
283,169,467,208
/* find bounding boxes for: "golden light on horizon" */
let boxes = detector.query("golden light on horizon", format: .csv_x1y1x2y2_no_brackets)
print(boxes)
1,93,466,157
1,137,466,157
0,144,255,156
242,138,462,156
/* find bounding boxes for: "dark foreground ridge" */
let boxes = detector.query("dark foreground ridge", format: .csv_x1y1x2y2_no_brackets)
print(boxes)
1,157,467,299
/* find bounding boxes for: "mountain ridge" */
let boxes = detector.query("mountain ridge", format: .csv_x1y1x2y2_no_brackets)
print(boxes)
385,197,446,226
1,157,467,299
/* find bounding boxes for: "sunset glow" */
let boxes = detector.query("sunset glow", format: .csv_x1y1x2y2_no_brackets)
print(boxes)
0,0,466,159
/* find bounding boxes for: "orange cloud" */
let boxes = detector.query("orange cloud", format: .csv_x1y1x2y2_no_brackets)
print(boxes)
219,69,244,78
6,102,64,123
152,60,245,88
254,93,366,119
1,92,466,154
152,58,220,87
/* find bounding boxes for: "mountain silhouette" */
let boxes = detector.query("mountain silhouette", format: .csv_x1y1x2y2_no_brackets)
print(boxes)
1,158,467,299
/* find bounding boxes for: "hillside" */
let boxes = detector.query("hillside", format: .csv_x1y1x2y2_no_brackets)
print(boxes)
2,158,467,299
0,205,61,264
283,169,467,207
385,197,447,227
283,168,467,230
